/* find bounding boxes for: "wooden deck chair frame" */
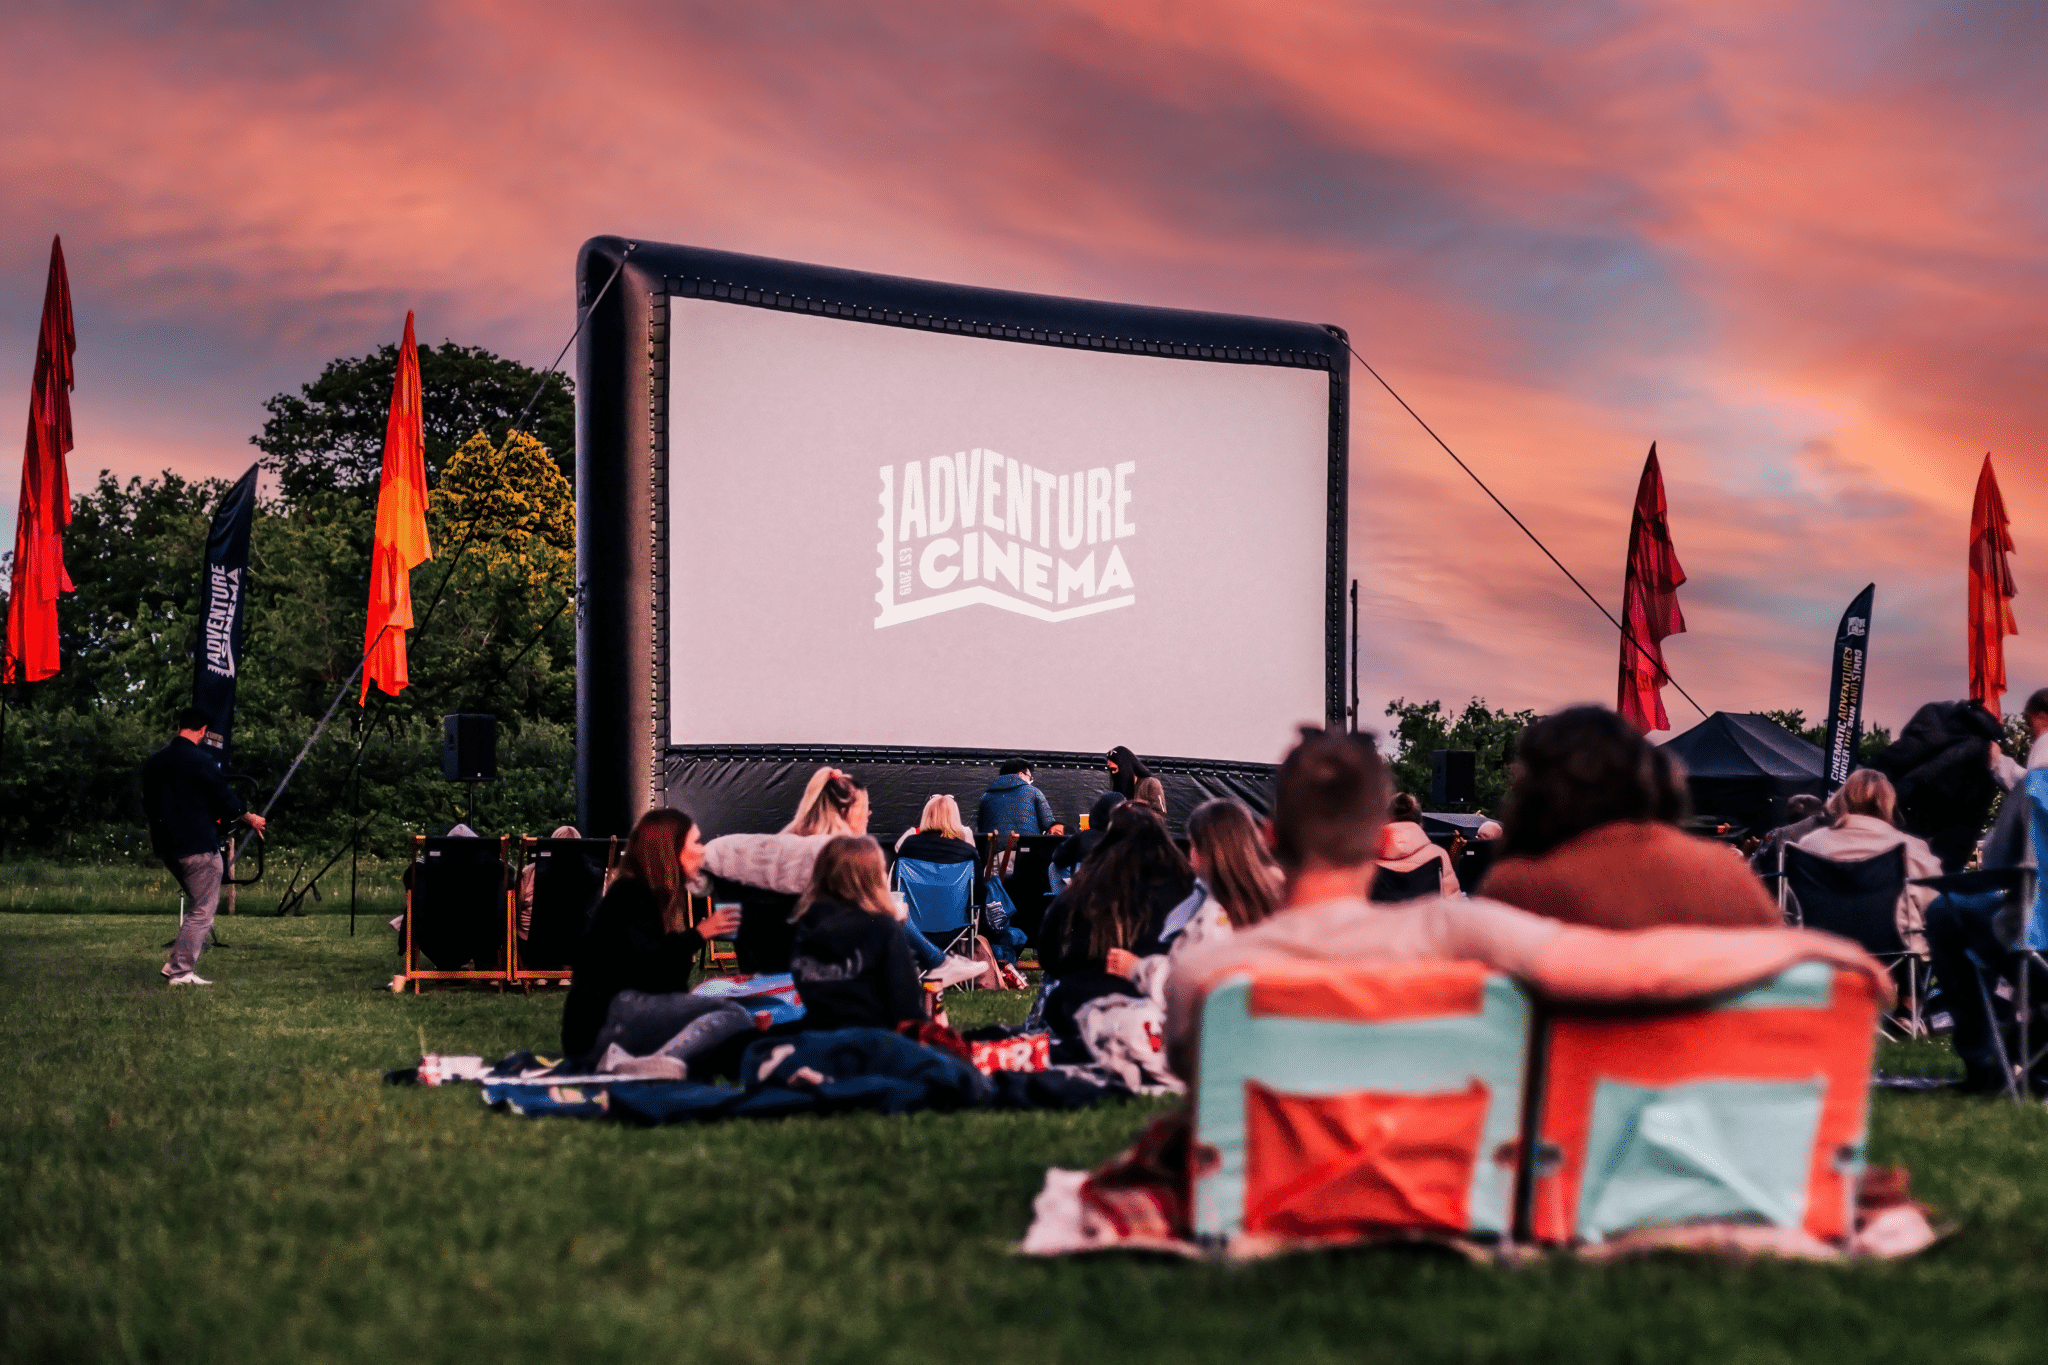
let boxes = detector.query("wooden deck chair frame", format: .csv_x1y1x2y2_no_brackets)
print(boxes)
691,890,740,973
401,834,513,993
509,835,618,990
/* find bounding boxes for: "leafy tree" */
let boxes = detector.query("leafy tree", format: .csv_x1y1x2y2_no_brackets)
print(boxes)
1380,697,1534,814
253,342,573,501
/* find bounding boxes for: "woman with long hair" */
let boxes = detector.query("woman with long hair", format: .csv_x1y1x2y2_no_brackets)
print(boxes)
701,767,871,971
560,808,746,1065
1481,705,1778,930
1110,799,1280,1005
1105,746,1150,801
789,835,931,1031
1035,803,1193,1052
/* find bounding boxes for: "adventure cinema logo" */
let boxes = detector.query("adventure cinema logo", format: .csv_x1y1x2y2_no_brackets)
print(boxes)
875,449,1137,628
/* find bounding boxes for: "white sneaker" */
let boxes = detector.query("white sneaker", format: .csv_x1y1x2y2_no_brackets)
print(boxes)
923,955,987,989
166,971,212,986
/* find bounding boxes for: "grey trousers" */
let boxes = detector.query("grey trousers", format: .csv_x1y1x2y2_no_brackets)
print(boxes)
589,991,754,1064
165,852,225,976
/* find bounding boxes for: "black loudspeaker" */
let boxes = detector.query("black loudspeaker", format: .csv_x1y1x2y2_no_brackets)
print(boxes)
443,713,498,782
1431,749,1476,809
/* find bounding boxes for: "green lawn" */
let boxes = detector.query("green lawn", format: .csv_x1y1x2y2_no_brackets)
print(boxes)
6,913,2048,1364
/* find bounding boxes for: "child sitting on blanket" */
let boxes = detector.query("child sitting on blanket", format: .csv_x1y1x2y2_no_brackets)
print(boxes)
1164,724,1892,1082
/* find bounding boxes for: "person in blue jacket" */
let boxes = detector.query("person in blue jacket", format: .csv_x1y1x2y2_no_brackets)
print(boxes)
976,760,1064,838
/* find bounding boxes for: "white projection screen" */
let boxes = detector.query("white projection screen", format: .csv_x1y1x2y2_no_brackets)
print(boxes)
667,299,1328,760
574,238,1347,836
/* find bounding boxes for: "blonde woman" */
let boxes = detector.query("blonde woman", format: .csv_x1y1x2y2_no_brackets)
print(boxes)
701,767,872,972
1132,776,1168,822
1793,769,1939,955
895,793,976,864
784,767,870,836
893,793,1015,989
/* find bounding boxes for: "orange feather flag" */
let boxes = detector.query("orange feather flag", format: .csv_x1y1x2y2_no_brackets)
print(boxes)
1616,444,1687,733
361,312,431,703
5,236,77,684
1967,453,2017,718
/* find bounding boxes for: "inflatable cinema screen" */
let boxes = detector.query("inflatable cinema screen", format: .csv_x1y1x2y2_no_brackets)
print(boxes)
573,238,1349,835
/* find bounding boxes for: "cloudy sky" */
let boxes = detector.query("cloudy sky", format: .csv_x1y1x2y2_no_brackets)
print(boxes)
5,0,2044,734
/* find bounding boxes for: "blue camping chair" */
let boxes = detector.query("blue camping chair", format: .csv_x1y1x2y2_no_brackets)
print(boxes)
894,857,978,958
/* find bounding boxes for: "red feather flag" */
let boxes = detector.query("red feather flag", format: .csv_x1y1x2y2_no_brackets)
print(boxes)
1617,444,1687,733
5,236,77,685
1967,453,2017,718
360,312,432,703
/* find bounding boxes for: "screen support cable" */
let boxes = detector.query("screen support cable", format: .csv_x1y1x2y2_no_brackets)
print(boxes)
1341,340,1708,721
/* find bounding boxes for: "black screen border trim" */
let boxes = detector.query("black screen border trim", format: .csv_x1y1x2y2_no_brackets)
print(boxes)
577,235,1348,834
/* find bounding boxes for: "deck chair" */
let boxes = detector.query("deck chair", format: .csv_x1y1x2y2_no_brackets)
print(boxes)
895,856,978,958
709,876,800,973
1369,861,1443,904
1192,961,1533,1251
511,837,612,988
402,835,512,992
1527,961,1881,1246
690,892,740,972
1783,844,1922,1037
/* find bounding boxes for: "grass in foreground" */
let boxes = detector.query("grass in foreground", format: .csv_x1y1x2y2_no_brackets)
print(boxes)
6,914,2048,1364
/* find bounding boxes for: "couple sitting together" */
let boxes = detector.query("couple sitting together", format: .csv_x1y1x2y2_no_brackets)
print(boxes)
1038,708,1888,1084
559,769,1006,1075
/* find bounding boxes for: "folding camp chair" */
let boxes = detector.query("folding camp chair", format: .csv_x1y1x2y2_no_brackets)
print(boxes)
894,856,979,959
712,876,800,973
401,835,513,992
511,836,614,989
1526,961,1881,1246
1368,862,1443,904
1191,960,1533,1250
1782,843,1923,1038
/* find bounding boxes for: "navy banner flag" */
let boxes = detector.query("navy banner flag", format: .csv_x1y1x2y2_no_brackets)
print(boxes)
193,465,258,764
1823,583,1874,789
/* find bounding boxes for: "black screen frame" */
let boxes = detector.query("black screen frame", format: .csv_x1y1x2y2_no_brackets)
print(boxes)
574,235,1349,835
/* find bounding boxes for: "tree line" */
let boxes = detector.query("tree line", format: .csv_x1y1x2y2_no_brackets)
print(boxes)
0,342,579,873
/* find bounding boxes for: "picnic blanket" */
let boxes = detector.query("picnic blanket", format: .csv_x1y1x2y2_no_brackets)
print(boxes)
400,1027,1140,1122
1020,1108,1946,1263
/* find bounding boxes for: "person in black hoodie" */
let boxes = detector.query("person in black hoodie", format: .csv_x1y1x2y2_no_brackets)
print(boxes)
1036,803,1194,1055
790,836,931,1031
560,809,743,1063
1105,745,1150,801
1871,700,2009,871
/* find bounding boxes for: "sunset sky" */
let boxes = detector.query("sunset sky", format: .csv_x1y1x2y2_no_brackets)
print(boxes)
5,0,2045,738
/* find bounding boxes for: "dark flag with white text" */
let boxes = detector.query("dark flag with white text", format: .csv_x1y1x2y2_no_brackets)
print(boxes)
193,465,258,764
1823,583,1874,790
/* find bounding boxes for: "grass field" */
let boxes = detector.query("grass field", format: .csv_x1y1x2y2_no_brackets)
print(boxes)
0,855,407,917
7,913,2048,1364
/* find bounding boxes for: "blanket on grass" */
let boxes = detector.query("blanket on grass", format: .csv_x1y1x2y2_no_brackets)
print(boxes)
1020,1110,1947,1264
400,1028,1138,1122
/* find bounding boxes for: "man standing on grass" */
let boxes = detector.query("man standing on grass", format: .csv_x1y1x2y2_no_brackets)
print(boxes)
143,706,266,986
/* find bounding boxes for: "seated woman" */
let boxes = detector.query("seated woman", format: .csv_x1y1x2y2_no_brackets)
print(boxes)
893,793,1014,988
1792,769,1939,956
1109,798,1281,1006
789,835,931,1032
559,809,746,1068
1371,792,1458,901
1036,803,1195,1054
1478,706,1780,929
700,766,868,971
1131,776,1168,822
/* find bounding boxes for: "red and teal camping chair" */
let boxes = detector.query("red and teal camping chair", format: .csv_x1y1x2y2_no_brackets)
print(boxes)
1527,960,1881,1246
1191,960,1533,1251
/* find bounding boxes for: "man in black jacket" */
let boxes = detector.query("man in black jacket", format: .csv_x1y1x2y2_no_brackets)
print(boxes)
143,707,266,985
